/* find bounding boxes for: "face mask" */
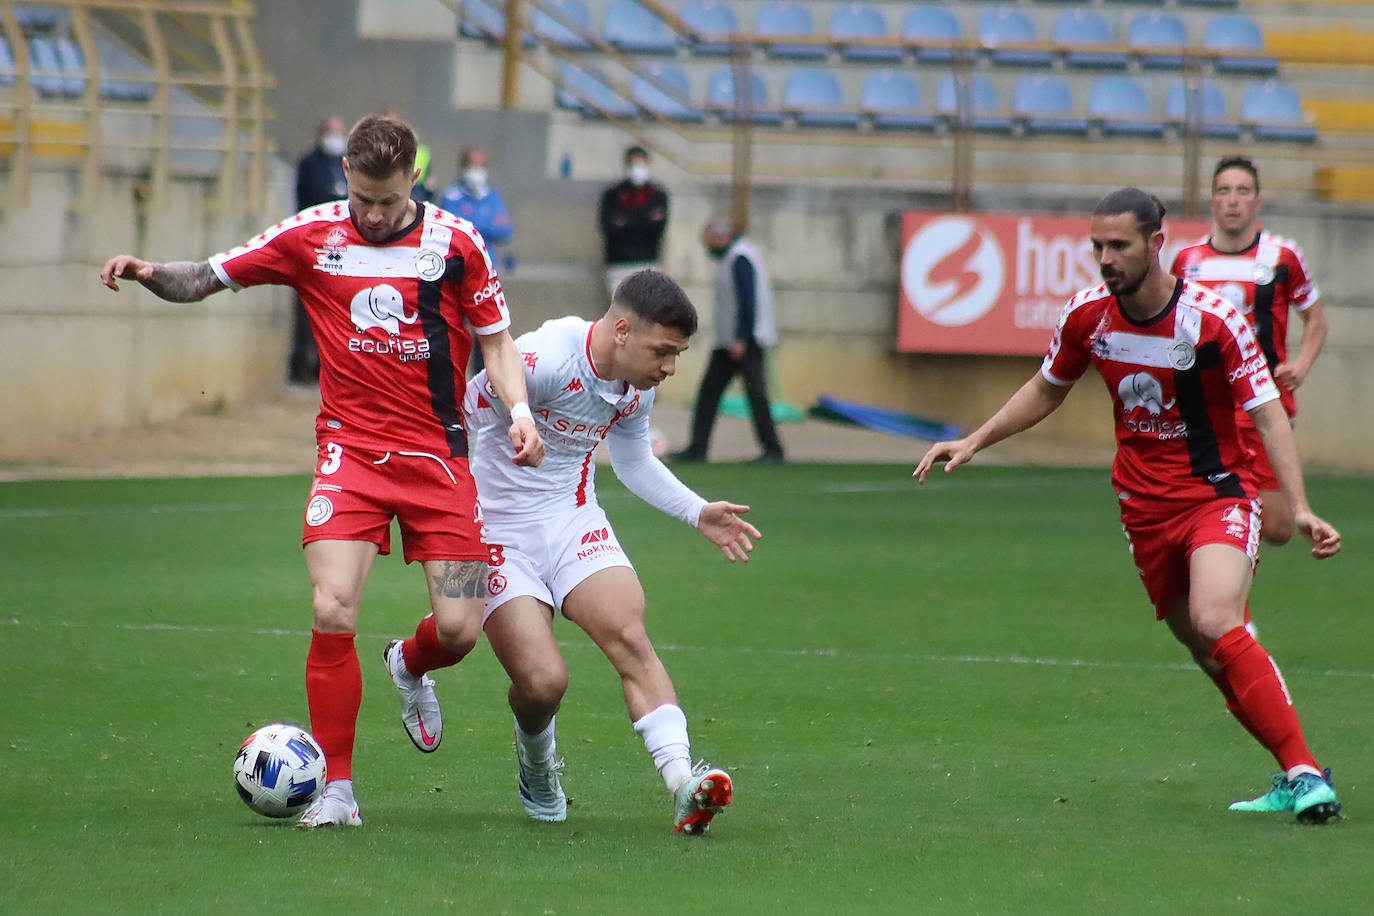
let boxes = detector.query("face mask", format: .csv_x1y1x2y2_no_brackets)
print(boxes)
628,163,650,186
463,167,488,193
707,245,730,259
320,132,346,157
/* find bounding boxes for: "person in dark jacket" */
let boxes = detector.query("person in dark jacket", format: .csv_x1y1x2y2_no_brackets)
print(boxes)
598,146,668,297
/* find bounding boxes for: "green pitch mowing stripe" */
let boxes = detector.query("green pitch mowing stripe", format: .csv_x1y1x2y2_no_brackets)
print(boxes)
2,466,1372,914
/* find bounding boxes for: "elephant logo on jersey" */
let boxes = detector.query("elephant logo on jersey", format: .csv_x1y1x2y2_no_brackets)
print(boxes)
350,284,418,335
1118,372,1175,417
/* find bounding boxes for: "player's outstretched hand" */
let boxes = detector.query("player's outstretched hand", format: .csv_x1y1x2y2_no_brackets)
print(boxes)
100,255,154,291
1295,509,1341,559
913,438,977,483
508,417,545,467
698,501,760,562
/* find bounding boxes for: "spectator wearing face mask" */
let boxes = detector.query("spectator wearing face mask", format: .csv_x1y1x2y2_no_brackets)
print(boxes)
289,115,348,383
598,145,669,297
439,146,515,261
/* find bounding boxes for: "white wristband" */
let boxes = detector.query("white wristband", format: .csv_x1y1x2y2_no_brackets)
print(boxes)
509,402,533,422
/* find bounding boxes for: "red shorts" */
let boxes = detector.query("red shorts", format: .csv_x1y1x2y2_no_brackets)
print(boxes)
1236,416,1280,492
302,442,485,564
1122,497,1262,620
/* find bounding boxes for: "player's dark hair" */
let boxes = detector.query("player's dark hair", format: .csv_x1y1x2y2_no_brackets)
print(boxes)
1212,155,1260,194
624,145,649,164
1093,187,1166,239
613,268,697,337
346,115,417,181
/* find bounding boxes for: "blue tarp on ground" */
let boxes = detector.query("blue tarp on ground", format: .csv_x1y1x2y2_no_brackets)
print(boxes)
809,396,959,441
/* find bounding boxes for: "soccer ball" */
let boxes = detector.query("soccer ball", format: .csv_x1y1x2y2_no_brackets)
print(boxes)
232,723,327,818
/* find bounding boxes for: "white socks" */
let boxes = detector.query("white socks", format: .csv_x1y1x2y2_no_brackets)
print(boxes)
1286,764,1323,781
516,717,557,761
632,703,692,793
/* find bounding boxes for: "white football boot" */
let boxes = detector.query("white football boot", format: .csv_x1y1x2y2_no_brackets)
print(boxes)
673,762,733,836
383,639,443,752
296,780,362,828
516,738,568,822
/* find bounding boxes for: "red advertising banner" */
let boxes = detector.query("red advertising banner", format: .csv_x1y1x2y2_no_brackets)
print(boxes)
897,211,1213,355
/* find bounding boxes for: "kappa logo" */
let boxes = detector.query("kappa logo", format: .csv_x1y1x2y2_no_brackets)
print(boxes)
901,216,1005,327
564,378,584,393
350,283,417,335
580,527,610,545
1118,371,1176,416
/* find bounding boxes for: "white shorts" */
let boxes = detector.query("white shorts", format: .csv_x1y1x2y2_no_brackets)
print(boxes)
482,504,634,623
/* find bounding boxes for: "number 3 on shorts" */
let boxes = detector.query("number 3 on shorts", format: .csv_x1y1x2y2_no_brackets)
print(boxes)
318,442,343,475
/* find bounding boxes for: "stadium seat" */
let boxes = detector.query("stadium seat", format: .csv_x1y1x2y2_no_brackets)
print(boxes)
0,35,14,87
532,0,593,49
1203,14,1278,75
1088,76,1164,136
605,0,675,54
555,61,636,119
830,3,902,63
1179,0,1239,8
782,68,858,128
901,6,962,64
1165,79,1241,139
1054,9,1128,69
1241,80,1317,142
458,0,512,41
14,5,61,32
27,35,80,98
51,34,155,103
705,65,783,125
1012,74,1088,134
1127,11,1187,69
860,70,935,131
681,1,739,55
979,8,1054,67
937,73,1013,132
756,2,828,60
631,62,705,123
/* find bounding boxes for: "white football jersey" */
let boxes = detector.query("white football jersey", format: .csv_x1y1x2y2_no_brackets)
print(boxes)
465,316,660,517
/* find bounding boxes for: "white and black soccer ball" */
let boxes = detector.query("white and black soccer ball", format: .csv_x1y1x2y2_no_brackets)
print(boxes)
232,723,327,818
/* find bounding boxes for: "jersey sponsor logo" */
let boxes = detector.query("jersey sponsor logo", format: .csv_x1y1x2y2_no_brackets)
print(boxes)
351,283,418,335
564,378,584,393
1118,371,1175,417
900,216,1004,327
414,249,446,281
473,279,505,311
1229,354,1268,383
305,495,334,526
523,351,539,369
580,527,610,545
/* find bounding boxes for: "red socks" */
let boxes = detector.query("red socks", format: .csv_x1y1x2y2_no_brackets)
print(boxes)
1209,626,1319,772
306,630,362,782
400,613,465,676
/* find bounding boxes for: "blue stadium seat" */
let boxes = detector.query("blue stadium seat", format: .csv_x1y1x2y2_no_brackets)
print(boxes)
681,1,739,55
980,8,1054,67
756,2,828,60
901,6,962,64
1203,14,1278,75
605,0,675,54
1128,11,1187,69
830,4,902,63
705,66,783,125
532,0,593,49
1241,80,1316,142
27,35,81,98
1054,9,1127,69
937,73,1013,132
783,68,858,128
1179,0,1239,8
1088,76,1164,136
632,62,705,123
0,35,15,87
14,5,61,32
860,70,935,131
1165,79,1240,139
51,34,155,102
1012,74,1088,134
459,0,513,41
555,62,636,119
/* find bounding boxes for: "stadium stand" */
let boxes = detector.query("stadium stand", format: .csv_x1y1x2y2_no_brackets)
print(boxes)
1012,73,1089,135
1088,75,1164,137
532,0,594,49
0,34,13,87
937,72,1013,132
26,35,81,98
901,6,962,65
979,8,1054,68
1127,11,1188,70
458,0,512,41
783,67,859,128
680,0,738,55
1203,14,1279,75
1242,79,1317,142
604,0,674,54
830,3,902,63
1055,9,1129,70
756,2,828,61
631,62,704,123
705,65,783,125
556,61,636,118
1164,79,1241,139
860,70,935,131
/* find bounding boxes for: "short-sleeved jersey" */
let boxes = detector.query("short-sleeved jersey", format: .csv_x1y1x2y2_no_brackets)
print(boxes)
209,201,510,456
464,317,652,517
1041,278,1279,519
1170,231,1317,417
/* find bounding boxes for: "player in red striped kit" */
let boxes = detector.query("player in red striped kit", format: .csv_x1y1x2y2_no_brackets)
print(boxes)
100,115,543,827
1171,156,1328,545
915,188,1343,824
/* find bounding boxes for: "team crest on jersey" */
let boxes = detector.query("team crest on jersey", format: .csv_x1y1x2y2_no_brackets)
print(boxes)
324,227,348,249
488,571,507,596
305,495,334,526
1167,341,1197,370
414,249,446,282
1252,263,1275,285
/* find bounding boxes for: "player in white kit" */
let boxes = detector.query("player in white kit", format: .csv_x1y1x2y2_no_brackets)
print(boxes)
462,268,760,834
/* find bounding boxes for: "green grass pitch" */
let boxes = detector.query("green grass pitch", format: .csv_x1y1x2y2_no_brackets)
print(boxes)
3,464,1372,913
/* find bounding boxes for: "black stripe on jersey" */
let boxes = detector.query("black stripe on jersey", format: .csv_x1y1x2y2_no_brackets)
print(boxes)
1250,263,1287,372
415,253,468,457
1173,341,1245,498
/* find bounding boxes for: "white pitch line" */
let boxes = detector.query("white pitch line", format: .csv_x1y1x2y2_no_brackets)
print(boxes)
6,616,1373,681
0,502,281,520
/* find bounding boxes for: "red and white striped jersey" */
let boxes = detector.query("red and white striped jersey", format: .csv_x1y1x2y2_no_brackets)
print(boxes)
1170,231,1318,417
1041,278,1279,519
209,201,509,457
464,317,653,517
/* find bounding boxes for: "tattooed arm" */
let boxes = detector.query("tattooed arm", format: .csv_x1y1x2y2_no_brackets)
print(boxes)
100,256,226,302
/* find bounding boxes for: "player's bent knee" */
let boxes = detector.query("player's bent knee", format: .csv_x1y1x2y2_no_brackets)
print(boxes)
515,666,569,711
311,590,359,632
434,613,480,656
